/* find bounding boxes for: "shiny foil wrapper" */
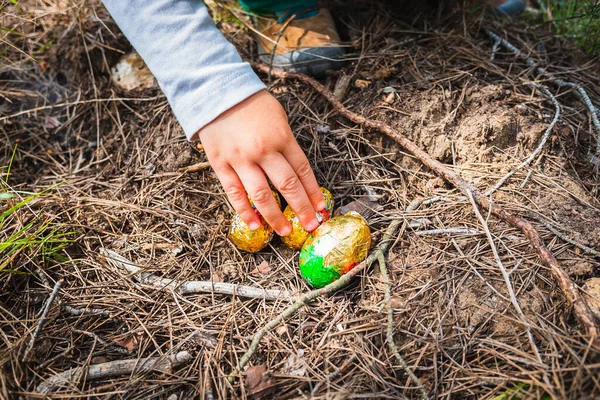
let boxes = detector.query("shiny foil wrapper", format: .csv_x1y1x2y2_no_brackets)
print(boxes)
281,187,334,250
319,187,334,220
229,213,274,253
229,190,280,253
299,211,371,288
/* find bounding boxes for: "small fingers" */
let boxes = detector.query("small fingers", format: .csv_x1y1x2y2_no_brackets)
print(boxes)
283,143,325,211
236,164,291,236
262,154,320,232
215,165,261,230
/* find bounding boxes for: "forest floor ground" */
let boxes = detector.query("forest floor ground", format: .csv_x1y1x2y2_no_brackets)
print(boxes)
2,0,600,398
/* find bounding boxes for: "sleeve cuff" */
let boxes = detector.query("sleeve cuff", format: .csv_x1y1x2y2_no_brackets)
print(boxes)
176,65,266,141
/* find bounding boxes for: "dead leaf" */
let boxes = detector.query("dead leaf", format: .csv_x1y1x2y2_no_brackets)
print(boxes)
368,67,398,80
211,271,224,282
384,91,395,104
111,52,157,91
112,333,141,352
245,365,274,398
193,331,218,349
251,260,272,276
44,116,61,129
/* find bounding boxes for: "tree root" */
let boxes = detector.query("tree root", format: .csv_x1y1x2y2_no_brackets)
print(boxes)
251,62,599,342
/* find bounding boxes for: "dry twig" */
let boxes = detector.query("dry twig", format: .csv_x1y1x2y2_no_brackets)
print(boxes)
36,350,192,394
22,279,63,360
71,328,131,354
530,212,600,256
487,84,560,195
485,29,600,155
177,161,211,174
63,305,111,317
466,192,545,370
413,227,480,236
100,248,290,300
311,354,357,394
378,252,429,400
252,62,599,340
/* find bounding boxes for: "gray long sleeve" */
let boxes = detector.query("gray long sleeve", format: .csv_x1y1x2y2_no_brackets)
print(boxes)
102,0,266,140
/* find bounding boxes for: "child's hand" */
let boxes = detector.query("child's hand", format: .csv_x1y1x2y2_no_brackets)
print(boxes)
197,90,325,236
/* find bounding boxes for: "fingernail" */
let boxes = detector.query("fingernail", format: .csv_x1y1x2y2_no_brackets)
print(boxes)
305,219,319,232
316,200,326,211
279,225,292,236
249,221,261,231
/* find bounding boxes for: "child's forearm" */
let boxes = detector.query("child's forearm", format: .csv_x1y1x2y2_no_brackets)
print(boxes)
102,0,266,140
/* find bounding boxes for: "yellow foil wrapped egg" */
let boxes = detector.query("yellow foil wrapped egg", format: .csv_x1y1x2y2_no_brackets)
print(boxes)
229,213,273,253
281,187,334,250
229,190,281,253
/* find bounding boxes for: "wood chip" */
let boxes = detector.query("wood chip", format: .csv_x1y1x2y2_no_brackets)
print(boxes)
178,161,211,173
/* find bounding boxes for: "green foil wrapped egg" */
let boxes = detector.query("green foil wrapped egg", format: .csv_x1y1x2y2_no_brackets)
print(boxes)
281,187,334,250
299,211,371,288
229,190,281,253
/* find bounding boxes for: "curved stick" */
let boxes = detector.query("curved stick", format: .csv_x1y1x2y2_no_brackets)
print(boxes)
251,63,598,341
485,29,600,155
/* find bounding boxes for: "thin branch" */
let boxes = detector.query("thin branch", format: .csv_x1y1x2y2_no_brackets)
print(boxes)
378,252,429,400
251,62,599,341
487,84,560,195
413,227,481,236
530,212,600,256
485,29,600,155
63,305,111,317
466,191,544,366
100,248,290,300
311,354,357,394
71,328,131,354
177,161,211,174
36,350,192,394
23,279,63,360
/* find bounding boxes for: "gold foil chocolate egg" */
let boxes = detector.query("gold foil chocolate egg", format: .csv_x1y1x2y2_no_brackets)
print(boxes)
299,211,371,288
229,213,274,253
318,187,334,220
229,190,281,253
281,187,335,250
280,206,311,250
